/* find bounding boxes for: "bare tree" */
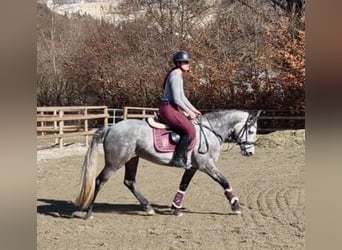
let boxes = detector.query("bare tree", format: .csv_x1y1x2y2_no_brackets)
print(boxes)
37,0,304,110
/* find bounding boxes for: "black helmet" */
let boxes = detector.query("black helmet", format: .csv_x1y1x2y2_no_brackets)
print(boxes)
172,50,191,63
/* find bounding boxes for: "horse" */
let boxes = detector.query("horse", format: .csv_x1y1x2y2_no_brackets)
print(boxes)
74,109,261,219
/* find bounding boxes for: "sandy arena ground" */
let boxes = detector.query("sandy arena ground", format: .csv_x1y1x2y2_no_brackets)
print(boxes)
37,130,305,250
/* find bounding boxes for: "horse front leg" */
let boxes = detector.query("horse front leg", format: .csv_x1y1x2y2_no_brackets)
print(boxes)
202,162,241,215
123,157,155,215
171,168,198,216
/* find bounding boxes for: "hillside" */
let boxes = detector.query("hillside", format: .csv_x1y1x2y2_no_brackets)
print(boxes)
39,0,125,22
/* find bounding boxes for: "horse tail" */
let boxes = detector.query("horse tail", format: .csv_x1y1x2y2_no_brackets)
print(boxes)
74,127,107,210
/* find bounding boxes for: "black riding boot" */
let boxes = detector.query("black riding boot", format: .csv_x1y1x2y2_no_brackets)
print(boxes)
170,135,192,169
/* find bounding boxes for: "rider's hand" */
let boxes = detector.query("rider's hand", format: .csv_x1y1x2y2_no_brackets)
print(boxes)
188,111,197,119
193,109,202,117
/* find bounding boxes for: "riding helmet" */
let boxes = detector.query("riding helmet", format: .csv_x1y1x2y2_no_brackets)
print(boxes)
172,50,191,63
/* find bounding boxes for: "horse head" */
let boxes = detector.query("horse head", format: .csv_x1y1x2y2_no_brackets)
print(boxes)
232,110,261,156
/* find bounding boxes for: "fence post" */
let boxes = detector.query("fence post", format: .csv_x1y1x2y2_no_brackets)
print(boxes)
123,107,128,120
58,110,64,149
40,111,44,135
104,106,108,128
53,110,58,144
84,108,88,146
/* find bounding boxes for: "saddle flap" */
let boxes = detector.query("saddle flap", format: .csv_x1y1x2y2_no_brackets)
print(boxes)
152,128,196,153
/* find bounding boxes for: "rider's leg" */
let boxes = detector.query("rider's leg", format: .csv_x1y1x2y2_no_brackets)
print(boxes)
170,134,191,169
159,103,196,169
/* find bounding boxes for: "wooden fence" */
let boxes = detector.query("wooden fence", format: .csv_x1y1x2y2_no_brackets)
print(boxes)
122,107,305,133
256,109,305,133
123,106,158,120
37,106,109,148
37,106,304,149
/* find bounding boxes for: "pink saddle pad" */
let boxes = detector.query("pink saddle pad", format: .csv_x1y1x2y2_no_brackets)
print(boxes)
152,128,196,153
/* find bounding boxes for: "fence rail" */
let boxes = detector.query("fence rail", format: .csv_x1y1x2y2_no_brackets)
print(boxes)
256,110,305,133
123,106,158,120
37,106,109,148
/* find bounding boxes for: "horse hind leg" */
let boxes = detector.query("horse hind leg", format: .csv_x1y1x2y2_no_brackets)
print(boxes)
83,165,117,219
123,157,155,215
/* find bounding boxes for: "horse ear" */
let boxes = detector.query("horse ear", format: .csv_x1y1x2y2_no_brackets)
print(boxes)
256,110,262,118
248,110,262,124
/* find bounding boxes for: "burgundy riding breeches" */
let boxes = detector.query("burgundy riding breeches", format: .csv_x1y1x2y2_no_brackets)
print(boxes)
159,102,196,141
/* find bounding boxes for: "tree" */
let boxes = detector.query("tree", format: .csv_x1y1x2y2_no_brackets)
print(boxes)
37,0,305,110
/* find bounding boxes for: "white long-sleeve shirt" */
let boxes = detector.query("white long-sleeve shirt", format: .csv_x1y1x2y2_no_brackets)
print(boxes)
162,71,195,114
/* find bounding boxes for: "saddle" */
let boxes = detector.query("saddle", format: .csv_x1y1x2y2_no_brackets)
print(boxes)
147,116,195,152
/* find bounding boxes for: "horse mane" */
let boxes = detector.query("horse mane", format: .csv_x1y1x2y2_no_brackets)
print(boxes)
202,109,248,122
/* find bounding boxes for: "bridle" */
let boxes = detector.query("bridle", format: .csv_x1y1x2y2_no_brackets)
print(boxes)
230,110,261,147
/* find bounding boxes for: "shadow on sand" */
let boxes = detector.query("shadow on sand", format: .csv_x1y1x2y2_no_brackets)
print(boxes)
37,198,173,219
37,198,234,219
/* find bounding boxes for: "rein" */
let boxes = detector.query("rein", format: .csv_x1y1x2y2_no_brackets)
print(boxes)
195,116,223,154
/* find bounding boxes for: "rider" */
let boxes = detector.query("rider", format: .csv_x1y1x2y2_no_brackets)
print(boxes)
159,50,201,169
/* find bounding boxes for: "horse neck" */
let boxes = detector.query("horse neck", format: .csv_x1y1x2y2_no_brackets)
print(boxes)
202,110,248,141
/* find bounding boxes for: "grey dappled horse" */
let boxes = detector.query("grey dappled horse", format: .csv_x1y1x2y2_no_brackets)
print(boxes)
75,109,261,219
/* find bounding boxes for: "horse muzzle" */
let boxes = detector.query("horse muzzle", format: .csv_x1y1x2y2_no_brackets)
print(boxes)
240,146,255,156
239,141,255,156
242,151,254,156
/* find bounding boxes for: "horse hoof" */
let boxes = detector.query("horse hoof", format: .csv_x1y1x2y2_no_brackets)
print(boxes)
231,201,242,215
84,214,94,220
146,208,156,215
232,210,241,215
71,211,93,219
145,204,156,215
172,208,183,217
